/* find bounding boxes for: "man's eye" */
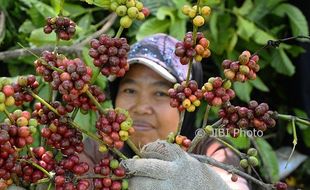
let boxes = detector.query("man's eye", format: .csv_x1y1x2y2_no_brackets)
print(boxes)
123,89,136,94
155,91,168,97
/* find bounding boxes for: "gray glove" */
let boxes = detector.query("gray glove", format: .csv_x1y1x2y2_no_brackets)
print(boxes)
121,140,232,190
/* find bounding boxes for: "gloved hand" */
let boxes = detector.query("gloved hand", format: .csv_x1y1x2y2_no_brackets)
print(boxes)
121,140,232,190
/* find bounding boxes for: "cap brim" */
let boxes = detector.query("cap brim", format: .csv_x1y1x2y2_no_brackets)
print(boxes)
108,57,177,83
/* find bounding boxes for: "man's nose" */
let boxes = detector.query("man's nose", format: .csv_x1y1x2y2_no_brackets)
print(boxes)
132,95,153,115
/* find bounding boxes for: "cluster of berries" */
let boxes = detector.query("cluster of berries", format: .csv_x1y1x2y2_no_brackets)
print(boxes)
239,148,259,169
202,77,235,106
181,5,211,27
170,133,192,151
12,75,39,106
89,34,130,77
0,78,15,112
44,16,76,40
222,51,260,82
93,155,128,190
16,147,55,183
96,108,134,150
54,154,90,190
32,102,83,155
110,0,149,28
168,80,203,112
175,32,211,65
219,101,276,137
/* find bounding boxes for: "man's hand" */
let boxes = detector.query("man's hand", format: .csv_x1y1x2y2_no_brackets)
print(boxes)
121,140,232,190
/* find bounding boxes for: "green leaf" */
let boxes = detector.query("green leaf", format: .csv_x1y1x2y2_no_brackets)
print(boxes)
248,0,284,21
77,14,93,34
201,0,221,6
233,81,252,102
271,48,295,76
92,0,110,9
28,28,72,46
171,0,187,9
209,12,218,43
74,110,97,136
256,137,280,183
51,0,61,15
248,76,269,92
227,32,238,52
273,4,309,37
293,108,309,130
156,6,176,23
33,1,57,17
302,128,310,147
236,16,256,41
141,0,175,15
169,17,186,40
227,134,250,149
235,0,253,16
136,18,170,41
63,3,88,18
18,20,35,34
252,28,276,45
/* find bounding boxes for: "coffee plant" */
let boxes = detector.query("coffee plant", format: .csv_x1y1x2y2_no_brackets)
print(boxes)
0,0,309,189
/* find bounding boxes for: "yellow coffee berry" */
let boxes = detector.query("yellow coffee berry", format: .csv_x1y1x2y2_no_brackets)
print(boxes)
182,98,191,108
201,6,211,16
193,15,205,27
187,104,196,112
120,16,133,28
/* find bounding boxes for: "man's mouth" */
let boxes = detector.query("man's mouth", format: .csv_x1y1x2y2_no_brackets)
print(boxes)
133,121,154,131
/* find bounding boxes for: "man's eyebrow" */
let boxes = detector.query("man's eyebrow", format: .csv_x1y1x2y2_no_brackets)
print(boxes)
152,81,172,88
119,78,136,85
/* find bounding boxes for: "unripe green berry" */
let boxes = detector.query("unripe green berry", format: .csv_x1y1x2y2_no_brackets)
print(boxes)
14,109,23,118
126,0,136,7
0,92,5,103
0,103,5,112
239,65,250,75
119,130,129,141
29,126,37,134
29,118,38,127
193,15,205,27
127,7,139,19
110,159,119,169
204,125,213,135
137,12,145,20
120,16,133,28
117,0,126,4
120,120,132,130
18,76,28,87
188,9,196,18
239,159,249,168
248,156,259,166
110,2,119,11
182,5,191,15
98,145,108,152
4,118,11,124
122,179,129,189
222,80,232,89
4,96,15,106
247,148,258,157
116,5,128,17
208,77,216,84
166,132,175,143
135,1,143,11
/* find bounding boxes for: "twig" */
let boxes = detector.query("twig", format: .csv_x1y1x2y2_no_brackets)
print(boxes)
215,137,244,158
73,13,117,48
190,154,275,190
19,159,52,178
202,105,211,127
126,138,141,157
4,108,14,124
0,45,82,61
176,111,185,135
85,89,105,113
285,118,297,168
76,174,124,180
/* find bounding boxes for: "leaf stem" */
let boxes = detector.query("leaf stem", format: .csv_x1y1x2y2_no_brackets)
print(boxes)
71,108,79,121
202,105,211,127
176,111,185,135
85,89,105,113
19,159,52,178
115,26,124,38
4,108,14,124
215,137,244,158
285,118,297,168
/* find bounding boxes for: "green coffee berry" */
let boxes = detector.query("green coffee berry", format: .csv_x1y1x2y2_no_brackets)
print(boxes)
248,156,259,167
116,5,128,17
127,7,139,19
239,159,249,169
247,148,258,157
120,16,133,28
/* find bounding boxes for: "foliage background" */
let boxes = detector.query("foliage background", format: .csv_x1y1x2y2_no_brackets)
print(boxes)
0,0,309,188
